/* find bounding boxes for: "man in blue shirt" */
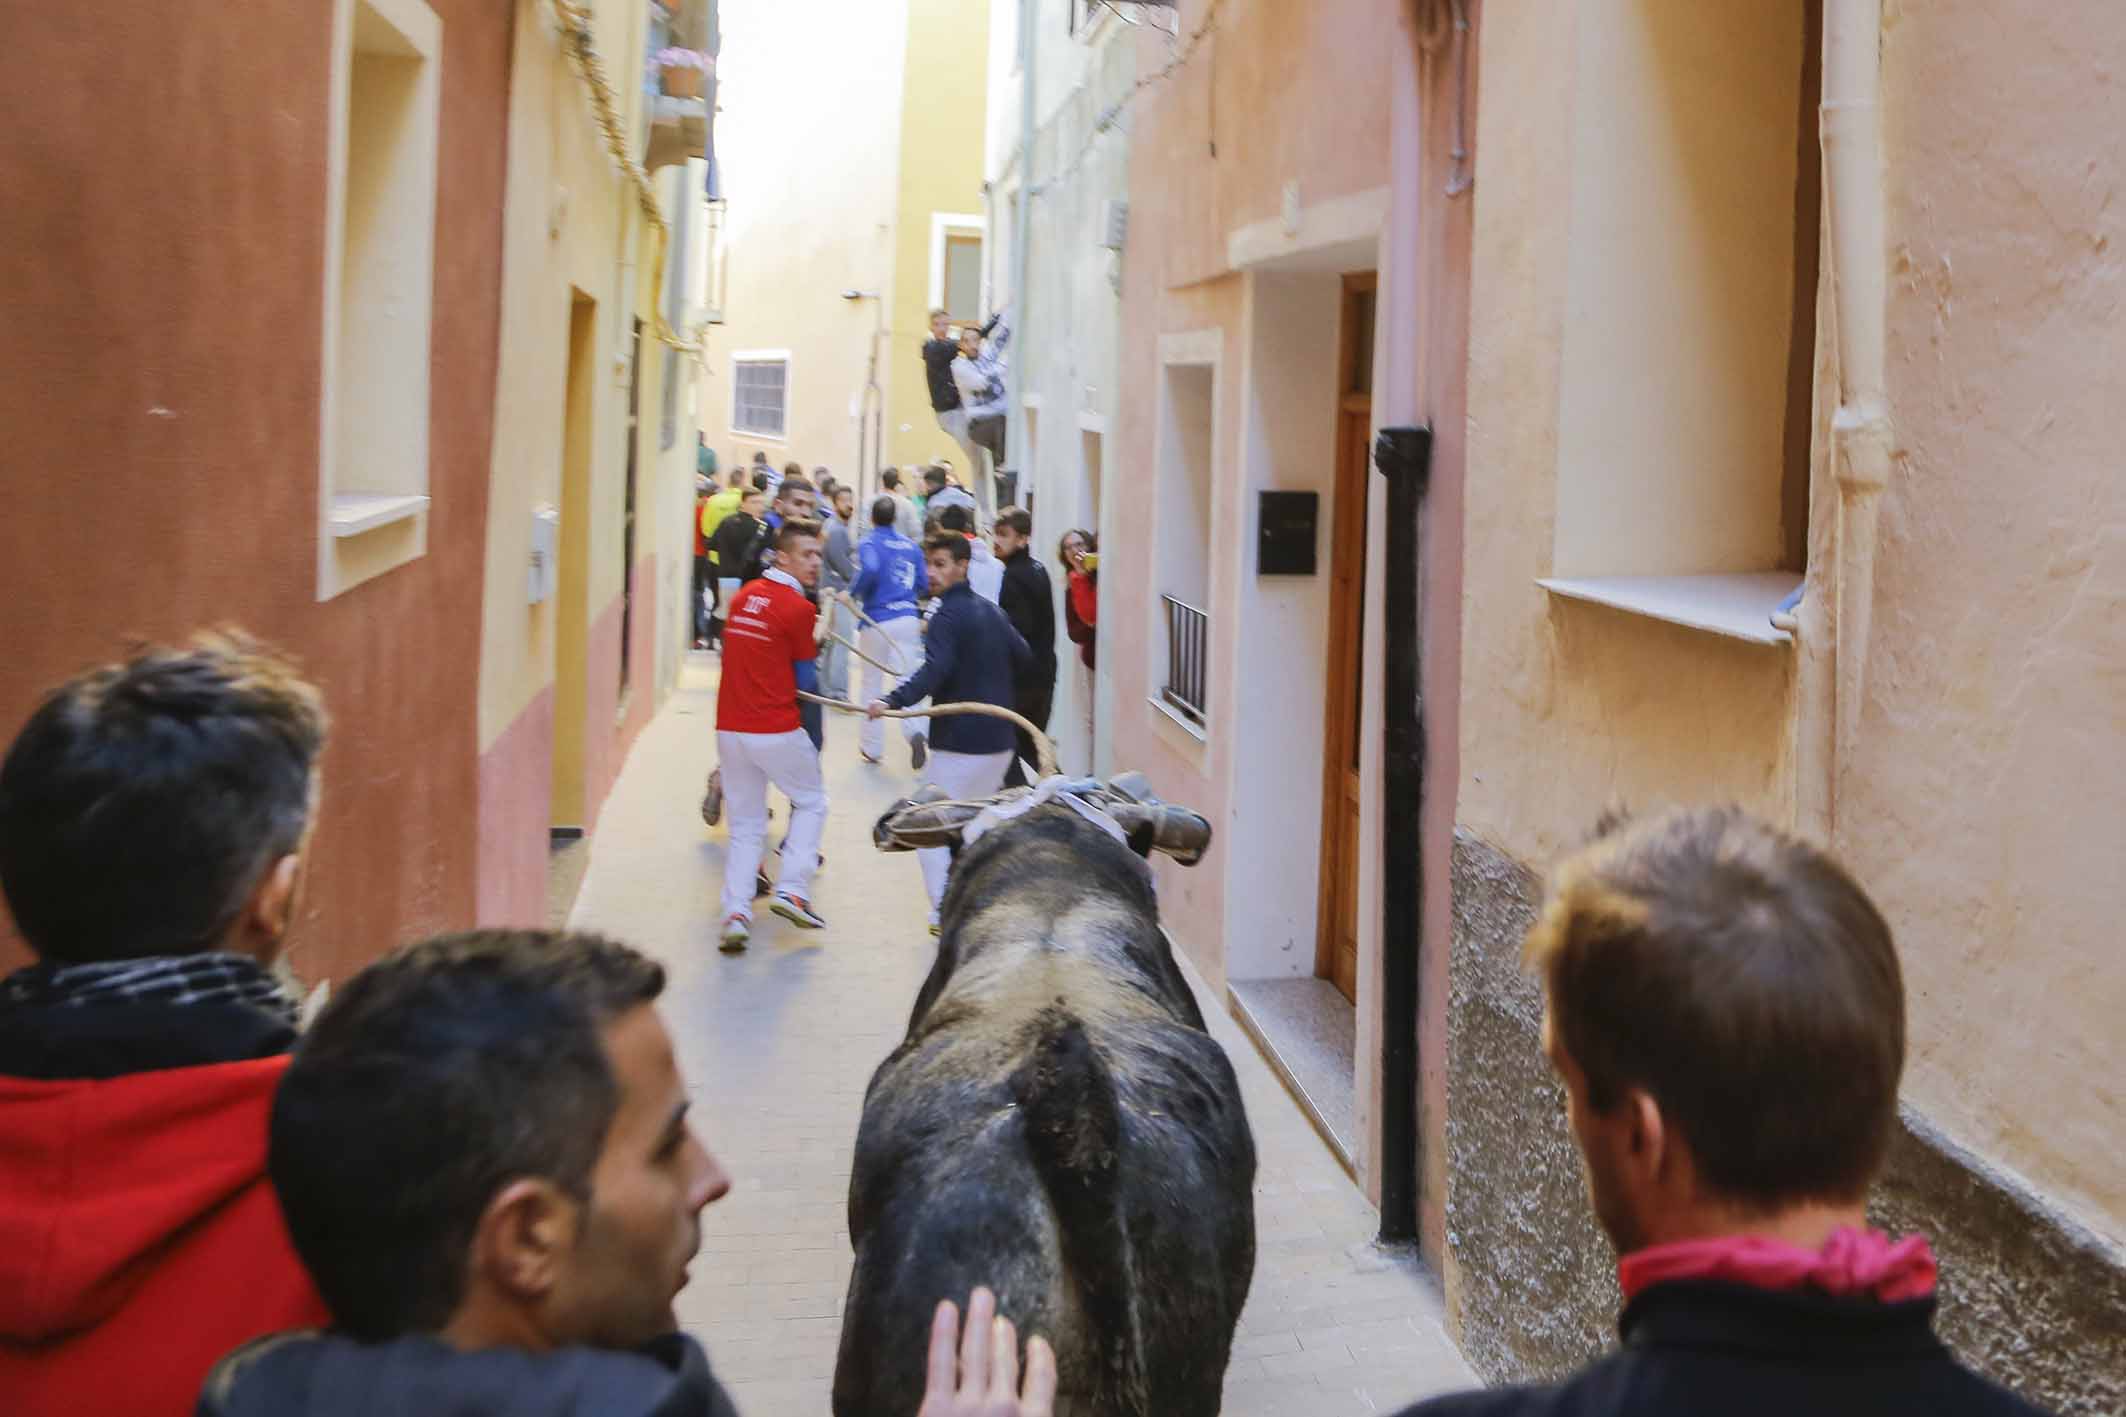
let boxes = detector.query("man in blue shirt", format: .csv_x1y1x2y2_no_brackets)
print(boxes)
868,532,1030,933
845,496,930,767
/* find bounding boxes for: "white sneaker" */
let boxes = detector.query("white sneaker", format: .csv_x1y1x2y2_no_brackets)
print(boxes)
719,914,750,952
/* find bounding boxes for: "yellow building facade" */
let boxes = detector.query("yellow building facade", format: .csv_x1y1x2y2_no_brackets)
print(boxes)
475,0,715,924
700,0,989,498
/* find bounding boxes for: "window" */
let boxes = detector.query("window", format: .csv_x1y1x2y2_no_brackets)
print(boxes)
929,215,987,323
1542,0,1815,637
317,0,441,600
943,235,982,324
731,355,787,439
1152,340,1217,737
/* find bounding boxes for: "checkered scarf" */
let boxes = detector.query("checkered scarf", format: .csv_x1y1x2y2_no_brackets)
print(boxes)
1,950,300,1027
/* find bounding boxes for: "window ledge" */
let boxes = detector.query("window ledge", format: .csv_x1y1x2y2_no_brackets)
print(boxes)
1538,572,1800,647
1148,695,1209,743
330,493,430,538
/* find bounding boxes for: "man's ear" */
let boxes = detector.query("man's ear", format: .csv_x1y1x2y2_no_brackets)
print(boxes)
470,1179,581,1305
1624,1088,1671,1184
236,853,303,958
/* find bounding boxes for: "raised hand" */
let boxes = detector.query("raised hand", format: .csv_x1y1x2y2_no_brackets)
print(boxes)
917,1288,1056,1417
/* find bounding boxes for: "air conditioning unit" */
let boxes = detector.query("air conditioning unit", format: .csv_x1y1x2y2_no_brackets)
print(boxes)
1099,199,1129,251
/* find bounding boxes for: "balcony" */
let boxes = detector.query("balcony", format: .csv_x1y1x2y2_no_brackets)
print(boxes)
644,0,710,173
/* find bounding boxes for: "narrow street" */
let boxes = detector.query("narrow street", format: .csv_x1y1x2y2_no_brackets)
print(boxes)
568,655,1474,1416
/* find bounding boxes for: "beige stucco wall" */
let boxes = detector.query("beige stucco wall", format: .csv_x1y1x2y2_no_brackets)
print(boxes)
477,0,643,750
884,0,992,475
1552,0,1802,578
1457,0,1796,873
1459,0,2124,1249
1831,0,2125,1247
697,0,908,479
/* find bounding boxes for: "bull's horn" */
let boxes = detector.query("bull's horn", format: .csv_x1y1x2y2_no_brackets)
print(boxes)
1107,802,1213,867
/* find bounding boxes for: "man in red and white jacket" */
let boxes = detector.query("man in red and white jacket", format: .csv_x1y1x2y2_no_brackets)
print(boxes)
716,519,830,949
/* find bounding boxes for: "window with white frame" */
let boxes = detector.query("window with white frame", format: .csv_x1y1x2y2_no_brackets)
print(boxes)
731,355,788,439
317,0,442,601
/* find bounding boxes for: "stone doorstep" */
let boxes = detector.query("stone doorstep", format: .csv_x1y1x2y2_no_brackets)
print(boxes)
1227,974,1361,1180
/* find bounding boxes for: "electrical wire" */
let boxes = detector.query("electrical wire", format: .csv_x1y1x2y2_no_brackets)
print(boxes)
547,0,708,361
1033,0,1226,201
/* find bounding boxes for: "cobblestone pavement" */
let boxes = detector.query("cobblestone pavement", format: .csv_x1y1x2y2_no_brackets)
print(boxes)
570,656,1475,1415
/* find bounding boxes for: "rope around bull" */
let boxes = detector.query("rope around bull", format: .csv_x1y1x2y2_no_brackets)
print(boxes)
794,692,1057,781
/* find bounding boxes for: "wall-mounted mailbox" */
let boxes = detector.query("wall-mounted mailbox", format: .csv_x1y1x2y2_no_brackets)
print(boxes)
529,504,559,605
1257,491,1319,576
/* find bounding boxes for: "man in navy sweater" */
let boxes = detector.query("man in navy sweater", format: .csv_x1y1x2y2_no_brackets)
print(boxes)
869,532,1029,934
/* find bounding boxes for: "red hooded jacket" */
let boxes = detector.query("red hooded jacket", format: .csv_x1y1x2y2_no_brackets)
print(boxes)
0,1054,331,1416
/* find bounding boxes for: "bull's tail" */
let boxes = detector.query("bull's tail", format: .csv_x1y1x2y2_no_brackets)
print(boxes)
1011,1008,1144,1412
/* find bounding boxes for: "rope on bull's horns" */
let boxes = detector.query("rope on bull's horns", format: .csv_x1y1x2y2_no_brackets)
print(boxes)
795,692,1057,781
827,632,907,679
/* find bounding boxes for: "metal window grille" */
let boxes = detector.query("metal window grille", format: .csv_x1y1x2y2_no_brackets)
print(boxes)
1161,595,1208,727
732,359,786,439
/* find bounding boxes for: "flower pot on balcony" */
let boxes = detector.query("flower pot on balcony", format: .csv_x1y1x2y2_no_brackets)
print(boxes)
660,64,703,100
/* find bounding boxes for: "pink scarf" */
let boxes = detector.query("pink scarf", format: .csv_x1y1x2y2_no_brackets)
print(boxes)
1619,1226,1938,1304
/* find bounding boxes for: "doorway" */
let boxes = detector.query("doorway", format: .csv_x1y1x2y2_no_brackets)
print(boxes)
1316,273,1376,1004
552,292,597,834
619,318,642,703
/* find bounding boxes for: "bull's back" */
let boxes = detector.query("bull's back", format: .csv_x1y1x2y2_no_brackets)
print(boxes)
836,1005,1254,1417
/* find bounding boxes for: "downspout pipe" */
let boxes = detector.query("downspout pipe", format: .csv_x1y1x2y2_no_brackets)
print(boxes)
1374,424,1432,1245
1004,0,1037,526
1806,0,1891,843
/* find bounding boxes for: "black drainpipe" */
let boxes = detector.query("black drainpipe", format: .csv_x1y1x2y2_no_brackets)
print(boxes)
1373,424,1432,1245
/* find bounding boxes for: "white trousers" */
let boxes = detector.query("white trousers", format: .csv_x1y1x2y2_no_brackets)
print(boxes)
917,748,1012,921
717,728,827,922
858,616,928,759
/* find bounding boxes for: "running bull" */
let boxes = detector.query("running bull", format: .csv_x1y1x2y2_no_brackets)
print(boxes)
834,781,1255,1417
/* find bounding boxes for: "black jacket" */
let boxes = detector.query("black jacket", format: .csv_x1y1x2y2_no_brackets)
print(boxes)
199,1330,740,1417
997,548,1058,698
922,337,962,413
709,512,767,587
922,313,1000,413
884,583,1030,755
1396,1281,2048,1417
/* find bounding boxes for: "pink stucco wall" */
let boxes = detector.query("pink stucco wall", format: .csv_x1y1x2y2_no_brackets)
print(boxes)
475,560,662,928
1110,0,1399,986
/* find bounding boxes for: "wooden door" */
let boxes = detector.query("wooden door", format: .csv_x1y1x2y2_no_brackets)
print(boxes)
1317,275,1376,1003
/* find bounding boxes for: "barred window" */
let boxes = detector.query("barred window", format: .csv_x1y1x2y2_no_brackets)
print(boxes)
732,357,787,439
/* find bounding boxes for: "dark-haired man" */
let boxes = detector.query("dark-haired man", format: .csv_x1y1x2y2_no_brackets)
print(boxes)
922,463,978,527
923,309,990,489
991,507,1056,787
937,503,1002,604
1394,806,2046,1417
0,633,333,1416
731,473,817,586
869,533,1030,934
715,519,830,945
203,929,1057,1417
